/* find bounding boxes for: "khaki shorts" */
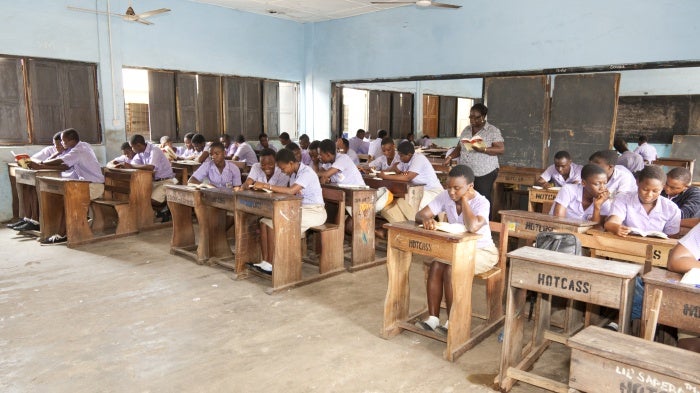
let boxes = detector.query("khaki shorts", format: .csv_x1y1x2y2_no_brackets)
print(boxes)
261,204,327,233
152,178,178,203
89,183,104,201
419,187,443,210
435,244,498,275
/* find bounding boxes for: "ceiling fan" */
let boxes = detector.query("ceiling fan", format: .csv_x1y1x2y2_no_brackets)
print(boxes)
68,1,171,25
371,0,461,9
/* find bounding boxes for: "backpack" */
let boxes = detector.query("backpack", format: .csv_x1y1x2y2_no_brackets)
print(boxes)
535,232,581,255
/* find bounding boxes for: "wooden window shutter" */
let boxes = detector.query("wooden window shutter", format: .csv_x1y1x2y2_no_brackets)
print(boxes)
422,94,439,138
197,74,222,141
0,57,28,144
27,60,65,144
222,76,244,138
438,96,457,138
148,70,176,142
391,92,413,139
244,78,262,141
330,84,342,138
63,63,100,144
368,91,391,137
176,73,197,139
263,80,280,137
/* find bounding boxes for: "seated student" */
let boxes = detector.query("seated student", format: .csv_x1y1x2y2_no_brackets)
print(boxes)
335,137,360,165
552,164,611,225
419,135,433,149
106,142,135,168
589,150,637,196
176,132,196,159
401,132,417,146
349,129,369,155
278,132,291,149
190,134,210,164
363,137,399,172
31,131,66,162
220,134,237,159
187,142,241,189
25,128,105,242
298,134,310,152
379,141,444,210
536,150,583,188
232,135,259,166
307,140,321,172
667,223,700,353
239,148,290,190
159,136,178,161
116,134,176,221
256,133,277,153
613,137,644,173
634,135,658,164
368,129,388,161
248,149,327,274
662,167,700,225
317,139,366,186
285,142,304,163
414,165,498,334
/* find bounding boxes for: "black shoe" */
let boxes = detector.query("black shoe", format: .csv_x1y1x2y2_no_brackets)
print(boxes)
40,234,67,245
161,210,172,223
14,221,39,231
6,219,26,229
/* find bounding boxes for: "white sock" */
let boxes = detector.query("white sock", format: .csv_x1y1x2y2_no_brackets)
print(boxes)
255,261,273,271
424,315,439,330
443,320,449,329
26,218,39,225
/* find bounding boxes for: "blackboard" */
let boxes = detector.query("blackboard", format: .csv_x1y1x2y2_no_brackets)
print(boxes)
616,95,700,144
484,75,549,168
671,135,700,183
548,73,620,165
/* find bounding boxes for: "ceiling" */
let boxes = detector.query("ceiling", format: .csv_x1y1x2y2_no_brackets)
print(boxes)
190,0,412,23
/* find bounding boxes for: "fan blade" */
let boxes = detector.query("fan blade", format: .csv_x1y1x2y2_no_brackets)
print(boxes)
430,2,461,8
136,8,171,18
134,18,154,25
370,2,417,4
67,6,118,16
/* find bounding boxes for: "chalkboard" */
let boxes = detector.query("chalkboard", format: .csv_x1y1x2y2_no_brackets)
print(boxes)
484,75,549,168
671,135,700,183
548,73,620,165
616,95,700,144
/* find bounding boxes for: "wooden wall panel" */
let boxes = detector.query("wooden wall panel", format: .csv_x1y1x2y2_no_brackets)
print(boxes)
176,73,197,138
0,57,28,144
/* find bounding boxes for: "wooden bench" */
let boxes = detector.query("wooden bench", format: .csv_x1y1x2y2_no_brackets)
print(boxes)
308,187,346,275
91,168,152,235
568,326,700,393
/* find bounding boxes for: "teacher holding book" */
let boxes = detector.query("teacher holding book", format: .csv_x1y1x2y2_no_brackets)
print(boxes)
443,103,505,203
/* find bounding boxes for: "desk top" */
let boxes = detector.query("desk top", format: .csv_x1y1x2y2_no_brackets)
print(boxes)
206,188,301,202
643,267,700,293
384,221,481,244
585,229,678,248
37,176,90,183
507,246,642,278
322,183,372,192
499,210,597,228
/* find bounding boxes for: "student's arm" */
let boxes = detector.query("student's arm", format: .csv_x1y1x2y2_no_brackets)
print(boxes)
535,176,550,188
604,215,631,237
252,181,302,195
187,175,201,185
196,151,209,164
317,167,339,184
415,205,438,230
443,142,462,166
682,217,700,228
590,190,610,226
26,159,69,171
552,203,566,218
667,243,700,273
460,191,487,233
116,162,155,171
378,171,417,182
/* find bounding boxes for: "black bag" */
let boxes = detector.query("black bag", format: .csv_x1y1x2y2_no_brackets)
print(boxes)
535,232,581,256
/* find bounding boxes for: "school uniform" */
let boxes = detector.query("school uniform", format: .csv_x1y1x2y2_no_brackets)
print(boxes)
32,145,59,162
634,143,658,163
606,165,637,195
233,142,259,166
324,153,365,186
131,143,176,203
255,143,277,152
679,223,700,260
177,146,196,158
553,184,612,221
616,151,645,173
426,190,498,275
609,191,681,235
662,186,700,219
191,160,242,189
344,149,360,165
397,153,443,209
246,164,290,186
367,138,382,159
368,154,400,171
349,136,369,155
539,163,583,187
60,141,105,200
225,144,237,158
300,149,312,166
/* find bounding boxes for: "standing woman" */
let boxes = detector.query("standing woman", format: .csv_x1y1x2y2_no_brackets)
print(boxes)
443,103,504,203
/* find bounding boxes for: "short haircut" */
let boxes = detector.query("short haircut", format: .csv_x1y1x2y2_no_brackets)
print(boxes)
61,128,79,142
638,165,666,184
258,133,268,140
309,140,320,150
236,134,246,143
339,138,350,150
319,139,336,154
286,142,301,152
191,134,205,144
580,164,606,180
397,141,415,155
130,134,146,146
638,135,648,144
259,148,277,158
299,134,310,142
589,150,618,166
209,141,224,152
381,137,395,146
160,135,171,144
220,134,231,142
448,164,475,184
276,148,297,164
553,151,571,160
377,130,388,139
279,132,290,141
405,132,414,138
120,142,132,150
613,137,627,152
471,103,488,116
183,132,195,141
356,129,365,136
53,131,62,141
667,167,692,184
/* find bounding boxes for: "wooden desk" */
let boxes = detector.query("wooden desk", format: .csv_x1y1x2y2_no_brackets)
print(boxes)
171,161,201,185
37,177,93,247
568,326,700,393
321,184,385,271
93,168,153,234
493,166,542,219
527,187,559,213
642,268,700,338
362,175,424,211
381,221,484,362
653,157,695,177
585,229,677,270
422,148,448,158
14,167,63,226
498,247,642,393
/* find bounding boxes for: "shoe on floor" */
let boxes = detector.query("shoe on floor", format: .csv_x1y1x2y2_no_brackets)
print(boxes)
603,322,619,332
14,221,40,231
6,219,26,229
246,262,272,276
40,234,67,245
435,326,448,336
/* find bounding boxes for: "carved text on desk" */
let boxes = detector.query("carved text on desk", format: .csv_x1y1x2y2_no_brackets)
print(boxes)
20,173,32,181
616,368,699,393
238,197,265,211
409,239,432,252
531,191,557,201
524,221,554,232
685,304,700,319
167,192,195,206
503,175,525,182
537,273,591,293
44,183,60,192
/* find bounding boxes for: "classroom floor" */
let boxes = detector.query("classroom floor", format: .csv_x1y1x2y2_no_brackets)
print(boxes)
0,226,570,392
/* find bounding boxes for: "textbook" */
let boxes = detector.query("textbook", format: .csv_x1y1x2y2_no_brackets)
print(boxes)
420,222,467,234
460,135,485,151
680,268,700,286
627,228,668,239
12,151,30,169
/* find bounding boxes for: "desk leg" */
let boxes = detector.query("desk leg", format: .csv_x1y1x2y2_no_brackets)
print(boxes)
63,184,93,246
168,201,195,250
350,193,376,268
9,170,19,220
206,205,233,262
444,240,476,361
619,277,635,334
498,278,528,392
235,211,260,276
39,192,63,242
271,203,302,290
381,242,412,339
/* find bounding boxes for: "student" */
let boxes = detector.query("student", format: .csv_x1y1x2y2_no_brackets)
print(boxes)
159,136,178,161
256,133,277,152
220,134,237,159
419,135,433,149
190,134,210,164
364,137,399,172
368,129,388,161
248,149,327,274
176,132,196,159
232,135,259,166
187,142,241,189
349,129,369,155
298,134,310,151
552,164,611,224
613,137,644,173
285,142,304,163
589,150,637,196
307,140,321,172
414,165,498,334
239,148,290,190
536,150,583,188
604,165,681,237
318,139,366,185
634,135,658,164
107,142,135,168
31,131,65,162
662,167,700,223
378,141,443,210
25,128,105,242
117,134,176,221
278,132,291,148
335,137,360,165
667,223,700,352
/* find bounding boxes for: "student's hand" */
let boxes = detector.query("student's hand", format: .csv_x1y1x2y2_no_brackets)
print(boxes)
422,218,438,231
252,181,267,190
233,186,241,192
320,175,330,184
594,190,609,208
26,161,40,170
616,225,631,237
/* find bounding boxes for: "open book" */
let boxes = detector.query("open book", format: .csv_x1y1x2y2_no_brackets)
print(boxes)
248,184,272,193
420,222,467,234
627,228,668,239
460,135,485,151
11,151,31,169
680,268,700,286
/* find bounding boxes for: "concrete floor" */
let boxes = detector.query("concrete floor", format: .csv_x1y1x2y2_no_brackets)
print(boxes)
0,227,569,392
